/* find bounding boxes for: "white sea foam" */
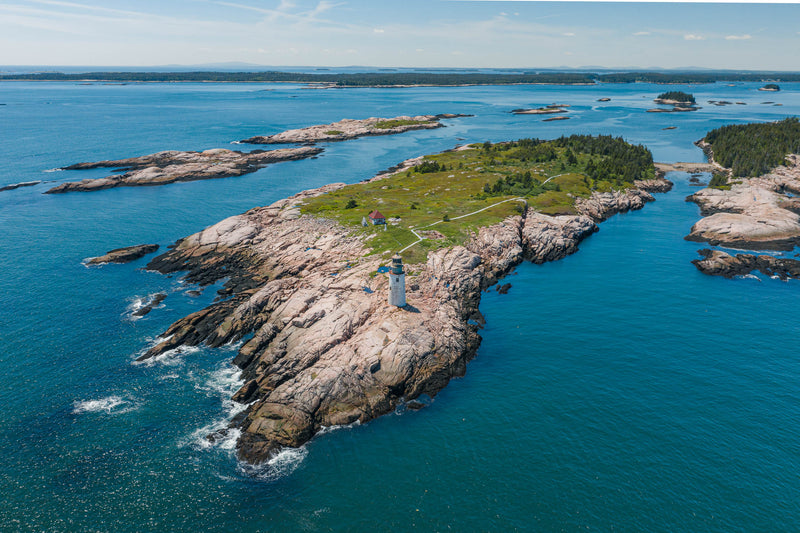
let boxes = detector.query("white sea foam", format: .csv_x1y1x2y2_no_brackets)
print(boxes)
183,364,249,451
123,292,167,321
73,395,136,415
43,168,63,173
133,343,199,367
239,446,309,481
317,420,361,435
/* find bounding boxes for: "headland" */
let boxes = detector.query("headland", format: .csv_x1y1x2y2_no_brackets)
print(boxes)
136,137,669,463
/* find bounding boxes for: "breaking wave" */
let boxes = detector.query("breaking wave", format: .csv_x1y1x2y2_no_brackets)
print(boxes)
238,446,309,482
133,340,200,367
72,395,136,415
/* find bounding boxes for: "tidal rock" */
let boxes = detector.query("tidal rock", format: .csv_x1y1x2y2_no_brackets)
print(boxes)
239,115,466,145
47,147,322,193
85,244,159,265
131,293,167,317
0,180,41,192
692,249,800,280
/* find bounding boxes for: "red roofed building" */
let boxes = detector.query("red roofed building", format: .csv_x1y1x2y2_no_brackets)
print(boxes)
368,210,386,225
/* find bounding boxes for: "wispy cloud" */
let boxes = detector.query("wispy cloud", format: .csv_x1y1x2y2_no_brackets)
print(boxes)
684,34,704,41
725,34,752,40
562,32,575,36
633,31,650,36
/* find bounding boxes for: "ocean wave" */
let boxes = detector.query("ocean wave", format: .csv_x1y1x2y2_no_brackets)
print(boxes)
317,420,361,435
43,168,63,173
72,395,136,415
238,446,308,482
183,364,249,451
133,342,199,367
124,292,167,320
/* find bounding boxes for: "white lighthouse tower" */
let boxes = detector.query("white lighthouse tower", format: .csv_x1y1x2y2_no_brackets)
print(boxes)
388,255,406,307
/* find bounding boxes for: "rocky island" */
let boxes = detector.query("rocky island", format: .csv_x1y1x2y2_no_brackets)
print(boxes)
135,135,670,464
46,147,321,194
649,91,699,113
686,118,800,278
239,114,468,145
511,105,569,115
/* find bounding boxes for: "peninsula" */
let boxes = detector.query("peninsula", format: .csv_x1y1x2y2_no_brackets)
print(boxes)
239,114,468,145
137,136,670,464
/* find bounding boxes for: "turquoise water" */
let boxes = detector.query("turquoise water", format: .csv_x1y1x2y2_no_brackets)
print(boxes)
1,80,799,531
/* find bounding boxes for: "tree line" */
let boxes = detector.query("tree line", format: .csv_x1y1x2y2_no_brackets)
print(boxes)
4,70,800,86
704,117,800,177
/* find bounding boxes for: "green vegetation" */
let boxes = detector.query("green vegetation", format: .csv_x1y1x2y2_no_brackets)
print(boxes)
708,173,731,190
762,83,781,91
301,135,654,263
704,117,800,177
324,130,343,135
656,91,696,104
373,119,430,130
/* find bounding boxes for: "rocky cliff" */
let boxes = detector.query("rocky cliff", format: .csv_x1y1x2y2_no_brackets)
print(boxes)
139,179,668,464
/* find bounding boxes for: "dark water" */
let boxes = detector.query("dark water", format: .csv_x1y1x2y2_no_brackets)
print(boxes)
1,80,799,531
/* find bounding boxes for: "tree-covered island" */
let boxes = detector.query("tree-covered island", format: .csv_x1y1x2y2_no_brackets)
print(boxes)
654,91,697,105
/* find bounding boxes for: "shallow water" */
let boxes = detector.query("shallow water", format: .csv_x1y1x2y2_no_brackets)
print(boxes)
1,80,799,531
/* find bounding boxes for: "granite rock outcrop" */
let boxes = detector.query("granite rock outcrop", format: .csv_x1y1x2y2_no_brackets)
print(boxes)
686,155,800,250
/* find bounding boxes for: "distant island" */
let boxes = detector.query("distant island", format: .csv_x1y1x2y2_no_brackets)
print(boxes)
3,70,800,87
239,114,468,144
135,135,671,463
45,115,467,193
654,91,696,105
759,83,781,91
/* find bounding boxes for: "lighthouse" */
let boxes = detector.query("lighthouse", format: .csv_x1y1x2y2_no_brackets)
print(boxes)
388,255,406,307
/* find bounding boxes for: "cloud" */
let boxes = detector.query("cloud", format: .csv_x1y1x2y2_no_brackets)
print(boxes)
684,34,704,41
633,31,650,36
373,28,384,33
562,32,575,36
725,34,752,40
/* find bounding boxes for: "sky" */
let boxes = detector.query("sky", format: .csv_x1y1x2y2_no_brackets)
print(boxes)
1,0,799,70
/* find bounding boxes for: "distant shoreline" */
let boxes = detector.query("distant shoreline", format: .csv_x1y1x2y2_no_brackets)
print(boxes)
2,70,799,87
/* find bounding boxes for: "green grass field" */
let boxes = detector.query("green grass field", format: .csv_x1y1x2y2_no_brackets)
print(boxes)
301,138,652,263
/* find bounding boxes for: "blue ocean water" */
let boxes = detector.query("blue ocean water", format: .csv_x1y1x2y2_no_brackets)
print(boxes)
1,80,799,532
